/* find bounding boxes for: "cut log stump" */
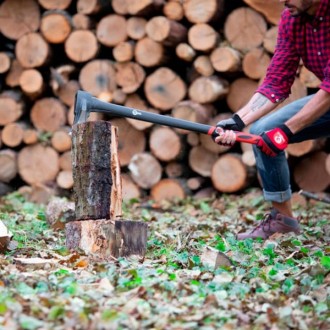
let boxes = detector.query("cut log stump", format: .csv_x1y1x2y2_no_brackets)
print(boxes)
66,219,148,259
68,120,147,259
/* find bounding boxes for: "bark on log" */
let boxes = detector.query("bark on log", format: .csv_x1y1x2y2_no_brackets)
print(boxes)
65,219,148,259
0,0,40,40
224,7,267,52
77,0,109,14
146,16,187,46
126,0,163,16
71,121,122,220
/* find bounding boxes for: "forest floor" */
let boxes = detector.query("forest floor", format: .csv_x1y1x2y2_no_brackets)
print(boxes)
0,189,329,330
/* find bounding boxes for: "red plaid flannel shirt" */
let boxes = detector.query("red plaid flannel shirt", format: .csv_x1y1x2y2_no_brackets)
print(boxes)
257,0,330,103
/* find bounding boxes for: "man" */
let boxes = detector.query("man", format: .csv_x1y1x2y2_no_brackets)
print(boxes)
214,0,330,240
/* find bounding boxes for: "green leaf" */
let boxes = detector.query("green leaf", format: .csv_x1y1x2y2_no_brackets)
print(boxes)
49,305,65,320
282,278,294,294
320,256,330,269
102,309,119,321
16,282,35,295
0,303,7,315
20,315,44,330
315,302,328,315
168,273,176,280
200,201,211,214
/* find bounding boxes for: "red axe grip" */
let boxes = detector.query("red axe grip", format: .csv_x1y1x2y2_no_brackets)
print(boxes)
208,127,261,145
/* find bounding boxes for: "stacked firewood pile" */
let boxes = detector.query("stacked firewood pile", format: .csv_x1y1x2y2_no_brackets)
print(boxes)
0,0,329,203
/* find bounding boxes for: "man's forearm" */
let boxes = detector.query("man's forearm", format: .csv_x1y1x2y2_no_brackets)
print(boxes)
285,89,330,134
236,92,278,126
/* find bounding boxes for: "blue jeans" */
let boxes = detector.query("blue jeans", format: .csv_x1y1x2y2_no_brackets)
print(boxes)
250,94,330,203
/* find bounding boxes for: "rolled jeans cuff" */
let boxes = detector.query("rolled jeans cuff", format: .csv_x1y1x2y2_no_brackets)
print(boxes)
263,187,292,203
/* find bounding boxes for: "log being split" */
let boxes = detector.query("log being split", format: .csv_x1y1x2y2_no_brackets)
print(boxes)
66,121,147,259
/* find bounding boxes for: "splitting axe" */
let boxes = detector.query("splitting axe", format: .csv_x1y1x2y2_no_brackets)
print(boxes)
73,90,261,145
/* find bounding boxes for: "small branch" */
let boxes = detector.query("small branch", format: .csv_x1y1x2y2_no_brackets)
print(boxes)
298,190,330,204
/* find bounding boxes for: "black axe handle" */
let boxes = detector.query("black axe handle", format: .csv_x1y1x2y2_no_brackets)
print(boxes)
74,90,261,145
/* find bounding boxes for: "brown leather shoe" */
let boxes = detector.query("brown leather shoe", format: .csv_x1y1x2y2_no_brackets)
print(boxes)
237,209,301,240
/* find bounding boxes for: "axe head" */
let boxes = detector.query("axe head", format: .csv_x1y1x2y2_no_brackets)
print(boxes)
73,90,93,125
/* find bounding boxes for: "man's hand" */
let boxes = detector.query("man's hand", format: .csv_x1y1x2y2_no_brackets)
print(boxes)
256,125,293,157
213,114,245,146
